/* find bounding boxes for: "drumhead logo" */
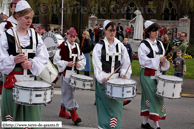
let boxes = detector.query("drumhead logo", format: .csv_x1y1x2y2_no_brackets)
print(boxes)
42,32,59,57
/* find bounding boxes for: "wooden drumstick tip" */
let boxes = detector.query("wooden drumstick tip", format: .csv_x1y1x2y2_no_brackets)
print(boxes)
107,66,121,80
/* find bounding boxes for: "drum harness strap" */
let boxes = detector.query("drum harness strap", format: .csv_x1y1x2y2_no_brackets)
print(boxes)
11,27,37,81
102,39,121,74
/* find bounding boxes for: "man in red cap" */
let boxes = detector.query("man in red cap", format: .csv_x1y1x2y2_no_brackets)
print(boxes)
0,0,21,94
53,27,86,125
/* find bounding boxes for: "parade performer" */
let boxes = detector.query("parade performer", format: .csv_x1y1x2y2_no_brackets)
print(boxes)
0,0,20,94
53,27,86,125
0,0,49,126
92,20,132,129
138,20,170,129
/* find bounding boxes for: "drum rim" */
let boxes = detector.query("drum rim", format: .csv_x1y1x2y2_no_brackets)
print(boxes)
69,85,92,90
13,86,53,90
155,93,181,99
13,100,53,106
106,78,137,85
158,75,183,82
70,75,94,81
106,94,136,100
14,81,53,88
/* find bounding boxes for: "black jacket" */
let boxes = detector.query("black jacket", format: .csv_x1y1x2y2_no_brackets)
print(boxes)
80,38,92,53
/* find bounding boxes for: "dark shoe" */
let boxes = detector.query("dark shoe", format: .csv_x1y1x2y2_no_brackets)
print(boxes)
123,100,131,106
156,127,161,129
94,100,96,105
74,118,82,125
141,123,154,129
70,110,82,124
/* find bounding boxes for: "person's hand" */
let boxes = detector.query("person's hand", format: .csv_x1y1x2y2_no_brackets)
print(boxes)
21,61,32,69
161,62,167,67
102,78,109,84
160,57,166,63
183,72,185,76
68,61,74,67
14,54,27,64
121,75,126,79
172,46,177,50
76,63,80,68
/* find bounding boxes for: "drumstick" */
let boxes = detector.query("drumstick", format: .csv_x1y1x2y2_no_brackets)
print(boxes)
124,64,131,76
107,66,121,80
11,28,22,54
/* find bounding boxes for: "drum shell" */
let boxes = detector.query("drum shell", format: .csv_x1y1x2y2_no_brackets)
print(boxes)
156,75,183,99
39,59,58,83
13,81,54,106
69,74,94,90
105,79,137,100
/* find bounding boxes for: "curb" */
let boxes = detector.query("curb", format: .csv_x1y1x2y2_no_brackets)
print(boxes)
181,94,194,98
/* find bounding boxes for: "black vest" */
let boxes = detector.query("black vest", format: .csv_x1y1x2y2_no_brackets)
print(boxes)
5,30,38,68
99,40,120,73
141,40,163,58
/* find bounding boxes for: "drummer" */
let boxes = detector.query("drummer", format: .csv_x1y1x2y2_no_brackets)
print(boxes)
53,27,86,125
0,0,49,125
92,20,132,129
138,21,170,129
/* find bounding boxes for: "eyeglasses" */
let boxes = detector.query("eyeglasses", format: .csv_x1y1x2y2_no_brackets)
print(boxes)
107,29,116,33
82,33,85,35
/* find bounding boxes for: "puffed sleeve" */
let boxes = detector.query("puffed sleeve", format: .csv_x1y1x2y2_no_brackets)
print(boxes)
28,34,49,76
0,32,16,75
92,44,107,84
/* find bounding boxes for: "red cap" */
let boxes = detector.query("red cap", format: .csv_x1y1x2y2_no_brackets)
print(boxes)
67,27,78,36
36,25,42,30
11,0,20,4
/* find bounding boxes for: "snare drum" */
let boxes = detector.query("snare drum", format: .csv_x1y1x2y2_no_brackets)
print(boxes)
156,75,183,99
105,78,137,100
13,81,54,106
38,59,58,83
69,74,94,90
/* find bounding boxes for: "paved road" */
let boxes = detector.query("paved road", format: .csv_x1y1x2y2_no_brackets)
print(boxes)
1,88,193,129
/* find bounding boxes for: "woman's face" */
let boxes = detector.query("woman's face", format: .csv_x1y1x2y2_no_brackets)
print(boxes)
161,36,164,42
67,34,76,44
16,12,33,30
10,4,16,14
105,25,116,39
149,30,158,39
82,33,86,38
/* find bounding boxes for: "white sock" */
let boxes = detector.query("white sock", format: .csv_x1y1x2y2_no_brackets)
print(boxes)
142,116,149,124
154,121,159,129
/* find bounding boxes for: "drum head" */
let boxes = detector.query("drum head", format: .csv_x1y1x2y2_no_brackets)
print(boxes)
107,78,136,85
158,75,183,82
71,74,93,80
14,81,51,88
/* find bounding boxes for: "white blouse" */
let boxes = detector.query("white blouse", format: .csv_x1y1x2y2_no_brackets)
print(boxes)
138,38,170,71
0,27,49,76
92,37,132,84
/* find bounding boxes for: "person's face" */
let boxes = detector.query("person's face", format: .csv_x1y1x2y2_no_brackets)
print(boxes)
124,38,128,44
16,12,33,30
176,52,182,57
105,25,116,39
149,30,158,39
177,34,181,39
10,3,16,14
67,34,76,44
180,34,186,41
161,36,164,42
82,32,86,38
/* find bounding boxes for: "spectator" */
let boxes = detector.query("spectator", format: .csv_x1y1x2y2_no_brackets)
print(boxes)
173,32,182,46
97,24,104,42
159,26,166,38
125,25,131,38
50,27,55,33
161,34,171,75
167,26,172,42
88,25,94,43
41,27,47,35
172,32,188,61
94,24,99,43
35,24,43,36
56,27,61,34
172,49,186,79
123,38,132,63
116,22,124,41
80,30,92,76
